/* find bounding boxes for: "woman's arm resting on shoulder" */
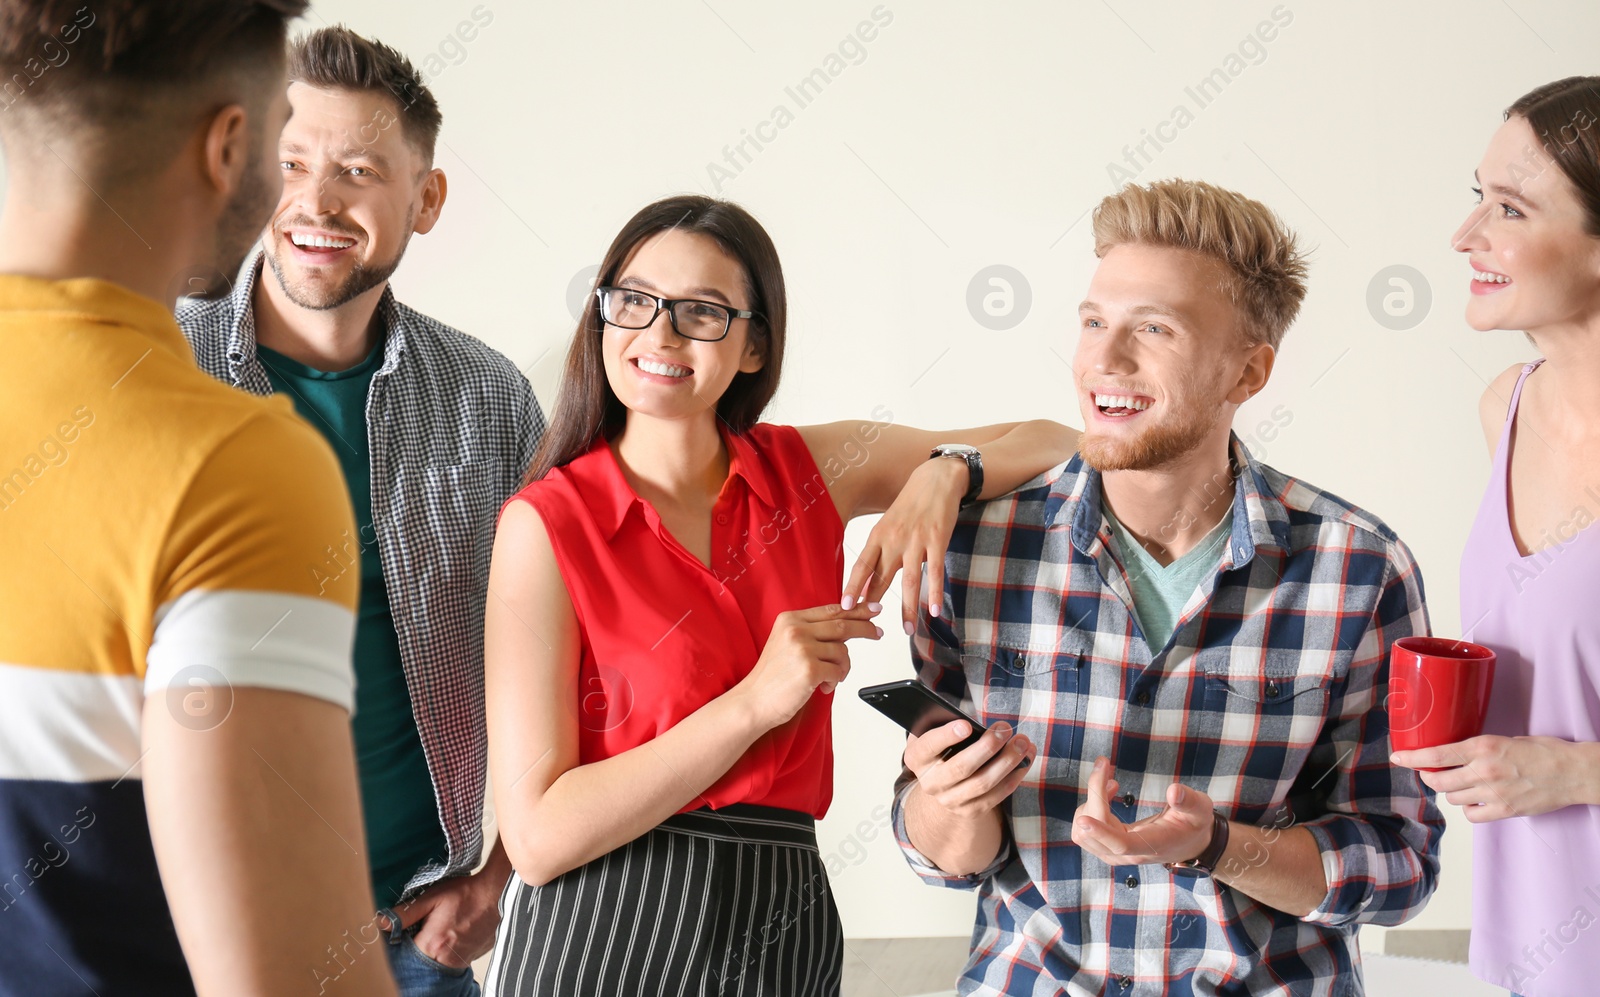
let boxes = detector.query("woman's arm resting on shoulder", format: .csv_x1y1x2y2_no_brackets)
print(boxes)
796,419,1078,631
799,419,1079,522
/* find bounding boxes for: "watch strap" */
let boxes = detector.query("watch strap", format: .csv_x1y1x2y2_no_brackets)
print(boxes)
1167,810,1230,876
929,445,983,508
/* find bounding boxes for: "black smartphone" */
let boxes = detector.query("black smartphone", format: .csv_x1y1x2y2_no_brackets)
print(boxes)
858,679,988,760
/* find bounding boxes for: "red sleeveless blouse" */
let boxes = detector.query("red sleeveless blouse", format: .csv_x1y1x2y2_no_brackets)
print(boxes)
501,422,846,816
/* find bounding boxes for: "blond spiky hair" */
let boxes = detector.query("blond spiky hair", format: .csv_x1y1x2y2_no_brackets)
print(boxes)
1092,178,1309,350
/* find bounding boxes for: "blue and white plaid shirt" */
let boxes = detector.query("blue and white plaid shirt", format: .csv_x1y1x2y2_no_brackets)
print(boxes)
893,436,1444,997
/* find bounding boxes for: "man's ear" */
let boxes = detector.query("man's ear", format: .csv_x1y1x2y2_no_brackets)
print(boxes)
200,103,251,200
412,167,447,235
1226,341,1275,405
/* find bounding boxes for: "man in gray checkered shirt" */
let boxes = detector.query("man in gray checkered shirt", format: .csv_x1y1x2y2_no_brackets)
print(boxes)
178,27,542,997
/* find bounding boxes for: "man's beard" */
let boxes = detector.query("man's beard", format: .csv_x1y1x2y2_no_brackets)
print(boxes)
263,228,407,311
1079,411,1215,472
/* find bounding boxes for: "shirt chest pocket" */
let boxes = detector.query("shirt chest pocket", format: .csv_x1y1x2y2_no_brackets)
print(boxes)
1195,646,1339,767
961,632,1093,791
421,459,501,589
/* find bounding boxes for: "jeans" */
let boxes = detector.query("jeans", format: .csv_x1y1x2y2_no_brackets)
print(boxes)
378,907,480,997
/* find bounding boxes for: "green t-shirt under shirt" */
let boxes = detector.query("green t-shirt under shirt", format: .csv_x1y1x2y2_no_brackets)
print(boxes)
1103,500,1234,653
258,335,445,907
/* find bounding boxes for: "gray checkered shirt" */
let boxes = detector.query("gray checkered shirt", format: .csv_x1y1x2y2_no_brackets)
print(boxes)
177,251,546,897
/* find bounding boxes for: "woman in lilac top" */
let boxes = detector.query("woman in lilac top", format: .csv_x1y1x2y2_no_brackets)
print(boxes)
1391,77,1600,997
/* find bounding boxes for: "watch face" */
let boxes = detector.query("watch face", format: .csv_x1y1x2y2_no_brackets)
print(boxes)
934,444,980,457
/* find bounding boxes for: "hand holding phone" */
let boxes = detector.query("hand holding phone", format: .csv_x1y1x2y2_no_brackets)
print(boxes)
859,680,1034,771
899,709,1035,822
863,682,1034,870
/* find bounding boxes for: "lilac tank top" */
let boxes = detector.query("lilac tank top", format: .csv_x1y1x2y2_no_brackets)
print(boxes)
1460,359,1600,997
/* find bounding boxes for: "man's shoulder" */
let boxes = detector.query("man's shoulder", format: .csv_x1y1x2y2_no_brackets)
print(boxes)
1255,460,1406,556
173,289,234,328
173,292,236,378
943,458,1077,564
957,458,1076,531
391,299,529,395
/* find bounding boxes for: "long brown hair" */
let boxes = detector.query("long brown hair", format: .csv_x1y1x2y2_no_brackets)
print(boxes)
1507,77,1600,237
523,195,787,485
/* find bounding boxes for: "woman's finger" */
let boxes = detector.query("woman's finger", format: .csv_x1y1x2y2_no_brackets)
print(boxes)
841,542,880,609
1420,766,1476,794
1444,788,1486,808
900,554,921,636
926,540,947,619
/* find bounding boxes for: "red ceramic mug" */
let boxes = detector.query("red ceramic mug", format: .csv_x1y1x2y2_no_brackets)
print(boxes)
1387,637,1496,764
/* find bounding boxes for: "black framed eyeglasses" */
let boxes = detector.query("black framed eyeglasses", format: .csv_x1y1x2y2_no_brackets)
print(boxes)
595,285,761,343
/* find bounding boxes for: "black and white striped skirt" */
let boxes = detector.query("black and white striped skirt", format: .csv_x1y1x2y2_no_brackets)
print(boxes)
483,803,843,996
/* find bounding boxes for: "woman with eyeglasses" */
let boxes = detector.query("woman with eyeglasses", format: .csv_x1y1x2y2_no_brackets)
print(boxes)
480,194,1075,996
1391,77,1600,997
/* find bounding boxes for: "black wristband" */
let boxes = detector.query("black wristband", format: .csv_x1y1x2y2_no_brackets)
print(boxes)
1167,810,1230,877
929,445,983,508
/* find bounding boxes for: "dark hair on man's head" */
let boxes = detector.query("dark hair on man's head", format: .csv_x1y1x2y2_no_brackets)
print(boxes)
0,0,307,177
0,1,307,113
289,26,442,169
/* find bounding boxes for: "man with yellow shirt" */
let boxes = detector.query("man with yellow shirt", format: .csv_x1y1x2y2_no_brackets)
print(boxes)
179,27,545,996
0,2,396,995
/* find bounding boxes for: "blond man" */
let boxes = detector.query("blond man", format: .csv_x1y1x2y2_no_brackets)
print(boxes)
891,179,1444,996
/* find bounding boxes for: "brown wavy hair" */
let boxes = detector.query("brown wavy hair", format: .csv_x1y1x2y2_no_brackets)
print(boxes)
522,195,786,485
1506,76,1600,238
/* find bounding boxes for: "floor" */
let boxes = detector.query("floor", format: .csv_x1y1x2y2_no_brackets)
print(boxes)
470,933,1504,994
840,937,1507,996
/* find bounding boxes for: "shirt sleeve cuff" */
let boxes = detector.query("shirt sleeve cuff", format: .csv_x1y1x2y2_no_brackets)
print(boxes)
1299,812,1429,927
146,588,357,713
891,779,1012,890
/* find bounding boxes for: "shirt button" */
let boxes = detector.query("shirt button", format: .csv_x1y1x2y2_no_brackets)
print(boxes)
1119,976,1134,990
715,513,729,526
1133,690,1151,706
1124,874,1139,888
1265,682,1281,697
1120,792,1135,808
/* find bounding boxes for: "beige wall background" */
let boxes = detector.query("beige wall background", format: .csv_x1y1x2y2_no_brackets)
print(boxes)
28,0,1595,952
320,0,1597,951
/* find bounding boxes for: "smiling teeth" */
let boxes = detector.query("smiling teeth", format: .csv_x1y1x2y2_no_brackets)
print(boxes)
637,358,691,378
291,233,356,249
1472,270,1510,283
1094,393,1150,411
